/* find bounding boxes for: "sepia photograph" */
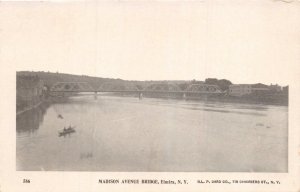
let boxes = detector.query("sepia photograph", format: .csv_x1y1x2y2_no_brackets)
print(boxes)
13,1,290,172
16,73,288,172
0,0,299,191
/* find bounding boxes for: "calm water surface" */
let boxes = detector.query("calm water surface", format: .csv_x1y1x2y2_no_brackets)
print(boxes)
16,95,288,172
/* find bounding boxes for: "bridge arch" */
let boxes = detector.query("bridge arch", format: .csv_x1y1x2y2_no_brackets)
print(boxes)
186,84,222,93
144,83,182,92
50,82,94,92
98,82,141,92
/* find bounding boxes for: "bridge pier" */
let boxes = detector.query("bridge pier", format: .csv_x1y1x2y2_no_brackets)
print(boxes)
139,92,143,100
183,93,186,100
94,91,98,100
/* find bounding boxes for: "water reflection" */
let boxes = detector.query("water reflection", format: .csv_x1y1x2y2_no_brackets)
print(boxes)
182,107,267,116
139,99,268,116
16,96,288,172
16,102,50,135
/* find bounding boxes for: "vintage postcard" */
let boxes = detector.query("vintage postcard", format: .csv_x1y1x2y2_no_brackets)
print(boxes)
0,0,299,191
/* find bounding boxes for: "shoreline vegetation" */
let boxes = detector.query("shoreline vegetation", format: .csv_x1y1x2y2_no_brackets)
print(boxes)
16,71,288,114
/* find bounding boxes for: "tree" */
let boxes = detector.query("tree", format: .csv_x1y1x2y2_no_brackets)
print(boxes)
136,84,144,90
191,79,203,84
178,83,189,91
205,78,218,85
217,79,232,91
205,78,232,91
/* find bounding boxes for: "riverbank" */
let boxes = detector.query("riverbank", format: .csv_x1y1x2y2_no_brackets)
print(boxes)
17,95,73,115
190,95,288,106
108,92,288,106
16,96,58,115
16,101,43,116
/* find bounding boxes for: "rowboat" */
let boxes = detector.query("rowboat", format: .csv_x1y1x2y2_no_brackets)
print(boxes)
59,127,76,136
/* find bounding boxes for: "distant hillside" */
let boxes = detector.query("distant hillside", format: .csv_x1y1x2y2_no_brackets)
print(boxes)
17,71,127,89
16,71,194,90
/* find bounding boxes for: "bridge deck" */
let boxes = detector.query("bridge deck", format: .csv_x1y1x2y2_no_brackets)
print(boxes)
50,90,223,94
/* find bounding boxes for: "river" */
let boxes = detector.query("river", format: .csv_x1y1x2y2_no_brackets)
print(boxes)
16,94,288,172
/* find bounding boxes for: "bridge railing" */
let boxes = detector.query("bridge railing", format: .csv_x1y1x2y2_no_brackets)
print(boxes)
50,82,225,94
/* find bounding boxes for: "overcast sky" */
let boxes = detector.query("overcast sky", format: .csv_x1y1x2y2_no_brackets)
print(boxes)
1,1,299,85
